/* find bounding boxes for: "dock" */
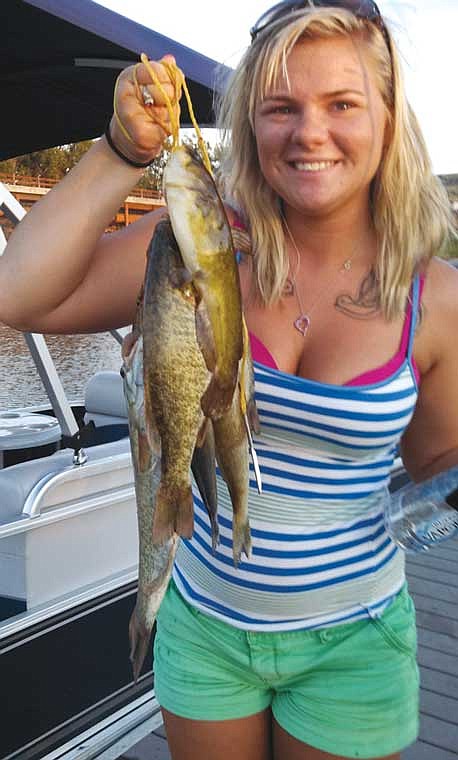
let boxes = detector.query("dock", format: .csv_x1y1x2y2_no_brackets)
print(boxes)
0,173,164,234
120,538,458,760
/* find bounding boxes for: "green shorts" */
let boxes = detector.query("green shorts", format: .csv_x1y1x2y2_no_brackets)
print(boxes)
153,580,419,759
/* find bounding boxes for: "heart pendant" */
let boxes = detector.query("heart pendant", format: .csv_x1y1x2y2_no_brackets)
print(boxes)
294,314,311,336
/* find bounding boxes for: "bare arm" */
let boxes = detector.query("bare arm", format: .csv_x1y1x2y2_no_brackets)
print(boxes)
401,259,458,481
0,56,179,334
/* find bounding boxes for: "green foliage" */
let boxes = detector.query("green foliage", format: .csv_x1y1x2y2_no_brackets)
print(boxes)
439,174,458,202
138,148,170,192
0,142,94,179
441,234,458,260
0,132,226,201
0,135,223,194
136,137,223,193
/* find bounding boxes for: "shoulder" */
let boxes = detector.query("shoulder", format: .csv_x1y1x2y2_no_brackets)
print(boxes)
415,257,458,370
421,257,458,317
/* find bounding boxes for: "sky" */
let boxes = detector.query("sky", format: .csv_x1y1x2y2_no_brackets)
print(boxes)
97,1,457,175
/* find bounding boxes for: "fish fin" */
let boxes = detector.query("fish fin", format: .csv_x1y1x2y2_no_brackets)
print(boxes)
195,416,210,448
195,299,217,373
209,515,220,553
232,518,252,567
121,331,138,361
191,423,219,549
152,483,194,544
137,430,153,474
169,265,193,290
200,373,236,420
142,382,158,452
128,607,151,683
248,398,261,435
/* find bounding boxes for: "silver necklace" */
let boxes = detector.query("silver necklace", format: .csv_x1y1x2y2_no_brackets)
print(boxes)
283,219,354,337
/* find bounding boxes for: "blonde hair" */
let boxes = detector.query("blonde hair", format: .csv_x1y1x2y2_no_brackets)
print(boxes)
216,7,455,319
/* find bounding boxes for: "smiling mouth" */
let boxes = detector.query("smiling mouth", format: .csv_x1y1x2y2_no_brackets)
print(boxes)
292,160,338,172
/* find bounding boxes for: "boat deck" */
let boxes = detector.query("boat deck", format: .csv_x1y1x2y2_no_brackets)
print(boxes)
121,538,458,760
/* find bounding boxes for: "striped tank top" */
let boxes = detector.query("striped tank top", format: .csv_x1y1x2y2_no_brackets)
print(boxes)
172,276,422,631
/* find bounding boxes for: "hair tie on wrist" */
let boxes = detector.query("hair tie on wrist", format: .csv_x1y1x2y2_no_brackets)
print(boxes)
104,122,153,169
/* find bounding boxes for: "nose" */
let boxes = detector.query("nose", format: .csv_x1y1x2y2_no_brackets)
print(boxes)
291,106,328,147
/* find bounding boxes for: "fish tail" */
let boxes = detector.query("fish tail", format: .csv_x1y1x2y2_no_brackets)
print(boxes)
209,514,220,553
152,483,194,544
232,517,252,567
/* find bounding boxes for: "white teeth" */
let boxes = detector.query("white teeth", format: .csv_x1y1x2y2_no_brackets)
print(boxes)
294,160,336,171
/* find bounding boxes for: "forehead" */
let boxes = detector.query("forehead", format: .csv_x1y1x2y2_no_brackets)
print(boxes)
265,35,378,96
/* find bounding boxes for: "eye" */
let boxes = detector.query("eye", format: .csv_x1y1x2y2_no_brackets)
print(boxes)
259,101,292,116
333,100,356,112
262,104,291,116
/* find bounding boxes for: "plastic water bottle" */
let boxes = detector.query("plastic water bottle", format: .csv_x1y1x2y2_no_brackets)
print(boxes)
384,465,458,552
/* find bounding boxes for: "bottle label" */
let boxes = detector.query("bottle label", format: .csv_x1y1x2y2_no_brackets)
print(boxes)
424,513,458,542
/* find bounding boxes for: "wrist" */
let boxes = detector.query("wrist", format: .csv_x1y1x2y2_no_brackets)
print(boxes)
104,118,158,169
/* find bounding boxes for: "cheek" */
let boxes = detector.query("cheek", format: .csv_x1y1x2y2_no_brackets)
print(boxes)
344,117,385,167
255,124,275,154
254,126,280,174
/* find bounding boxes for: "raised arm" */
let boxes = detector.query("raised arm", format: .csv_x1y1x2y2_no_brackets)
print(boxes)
401,258,458,481
0,56,180,334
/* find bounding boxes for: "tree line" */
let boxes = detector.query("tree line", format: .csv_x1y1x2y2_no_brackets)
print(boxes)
0,138,222,193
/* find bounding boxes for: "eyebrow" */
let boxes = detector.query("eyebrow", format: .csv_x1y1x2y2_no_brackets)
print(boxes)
326,89,366,97
262,88,366,101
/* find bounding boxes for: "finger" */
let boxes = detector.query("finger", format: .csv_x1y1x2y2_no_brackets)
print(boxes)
135,58,174,88
135,78,177,110
136,58,182,103
161,54,176,66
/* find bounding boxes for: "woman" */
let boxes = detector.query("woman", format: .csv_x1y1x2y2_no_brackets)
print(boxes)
1,2,457,758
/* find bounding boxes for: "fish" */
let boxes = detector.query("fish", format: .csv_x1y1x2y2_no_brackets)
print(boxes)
163,144,243,420
212,328,260,565
121,320,179,683
142,218,218,545
191,419,219,551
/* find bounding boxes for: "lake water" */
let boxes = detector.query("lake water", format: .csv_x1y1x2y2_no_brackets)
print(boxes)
0,324,123,409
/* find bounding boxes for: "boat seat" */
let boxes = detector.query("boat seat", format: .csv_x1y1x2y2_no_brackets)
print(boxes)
83,371,129,445
0,437,136,614
84,370,128,427
0,437,131,522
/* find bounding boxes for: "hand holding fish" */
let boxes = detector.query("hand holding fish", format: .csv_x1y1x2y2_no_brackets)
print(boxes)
108,54,182,167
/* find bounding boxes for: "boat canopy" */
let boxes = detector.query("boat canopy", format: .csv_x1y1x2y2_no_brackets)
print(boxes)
0,0,230,160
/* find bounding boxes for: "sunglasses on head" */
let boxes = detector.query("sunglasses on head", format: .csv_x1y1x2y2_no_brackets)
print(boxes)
250,0,390,49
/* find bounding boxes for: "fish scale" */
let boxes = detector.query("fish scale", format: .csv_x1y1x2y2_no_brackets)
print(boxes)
164,144,243,420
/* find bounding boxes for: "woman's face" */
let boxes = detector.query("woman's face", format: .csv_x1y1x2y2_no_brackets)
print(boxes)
254,35,388,222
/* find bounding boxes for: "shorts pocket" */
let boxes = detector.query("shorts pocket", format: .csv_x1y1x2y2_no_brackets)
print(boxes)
370,591,417,658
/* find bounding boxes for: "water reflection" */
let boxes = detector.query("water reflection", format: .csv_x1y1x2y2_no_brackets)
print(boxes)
0,324,123,409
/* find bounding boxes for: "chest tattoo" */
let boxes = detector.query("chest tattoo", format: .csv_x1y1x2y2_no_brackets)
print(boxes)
335,270,381,319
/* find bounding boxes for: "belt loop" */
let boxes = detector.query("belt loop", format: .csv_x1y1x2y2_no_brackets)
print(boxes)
361,604,380,620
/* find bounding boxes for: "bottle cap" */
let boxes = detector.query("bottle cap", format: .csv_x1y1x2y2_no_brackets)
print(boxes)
445,486,458,510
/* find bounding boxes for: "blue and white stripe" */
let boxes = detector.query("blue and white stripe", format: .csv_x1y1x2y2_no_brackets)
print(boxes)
173,338,419,631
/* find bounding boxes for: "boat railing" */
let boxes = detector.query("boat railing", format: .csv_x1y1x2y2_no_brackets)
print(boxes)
0,172,163,200
0,438,138,639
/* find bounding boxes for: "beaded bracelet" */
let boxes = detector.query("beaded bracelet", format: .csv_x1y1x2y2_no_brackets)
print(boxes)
104,122,153,169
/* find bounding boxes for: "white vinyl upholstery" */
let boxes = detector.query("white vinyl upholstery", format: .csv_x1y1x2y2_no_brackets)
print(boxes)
84,371,128,426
